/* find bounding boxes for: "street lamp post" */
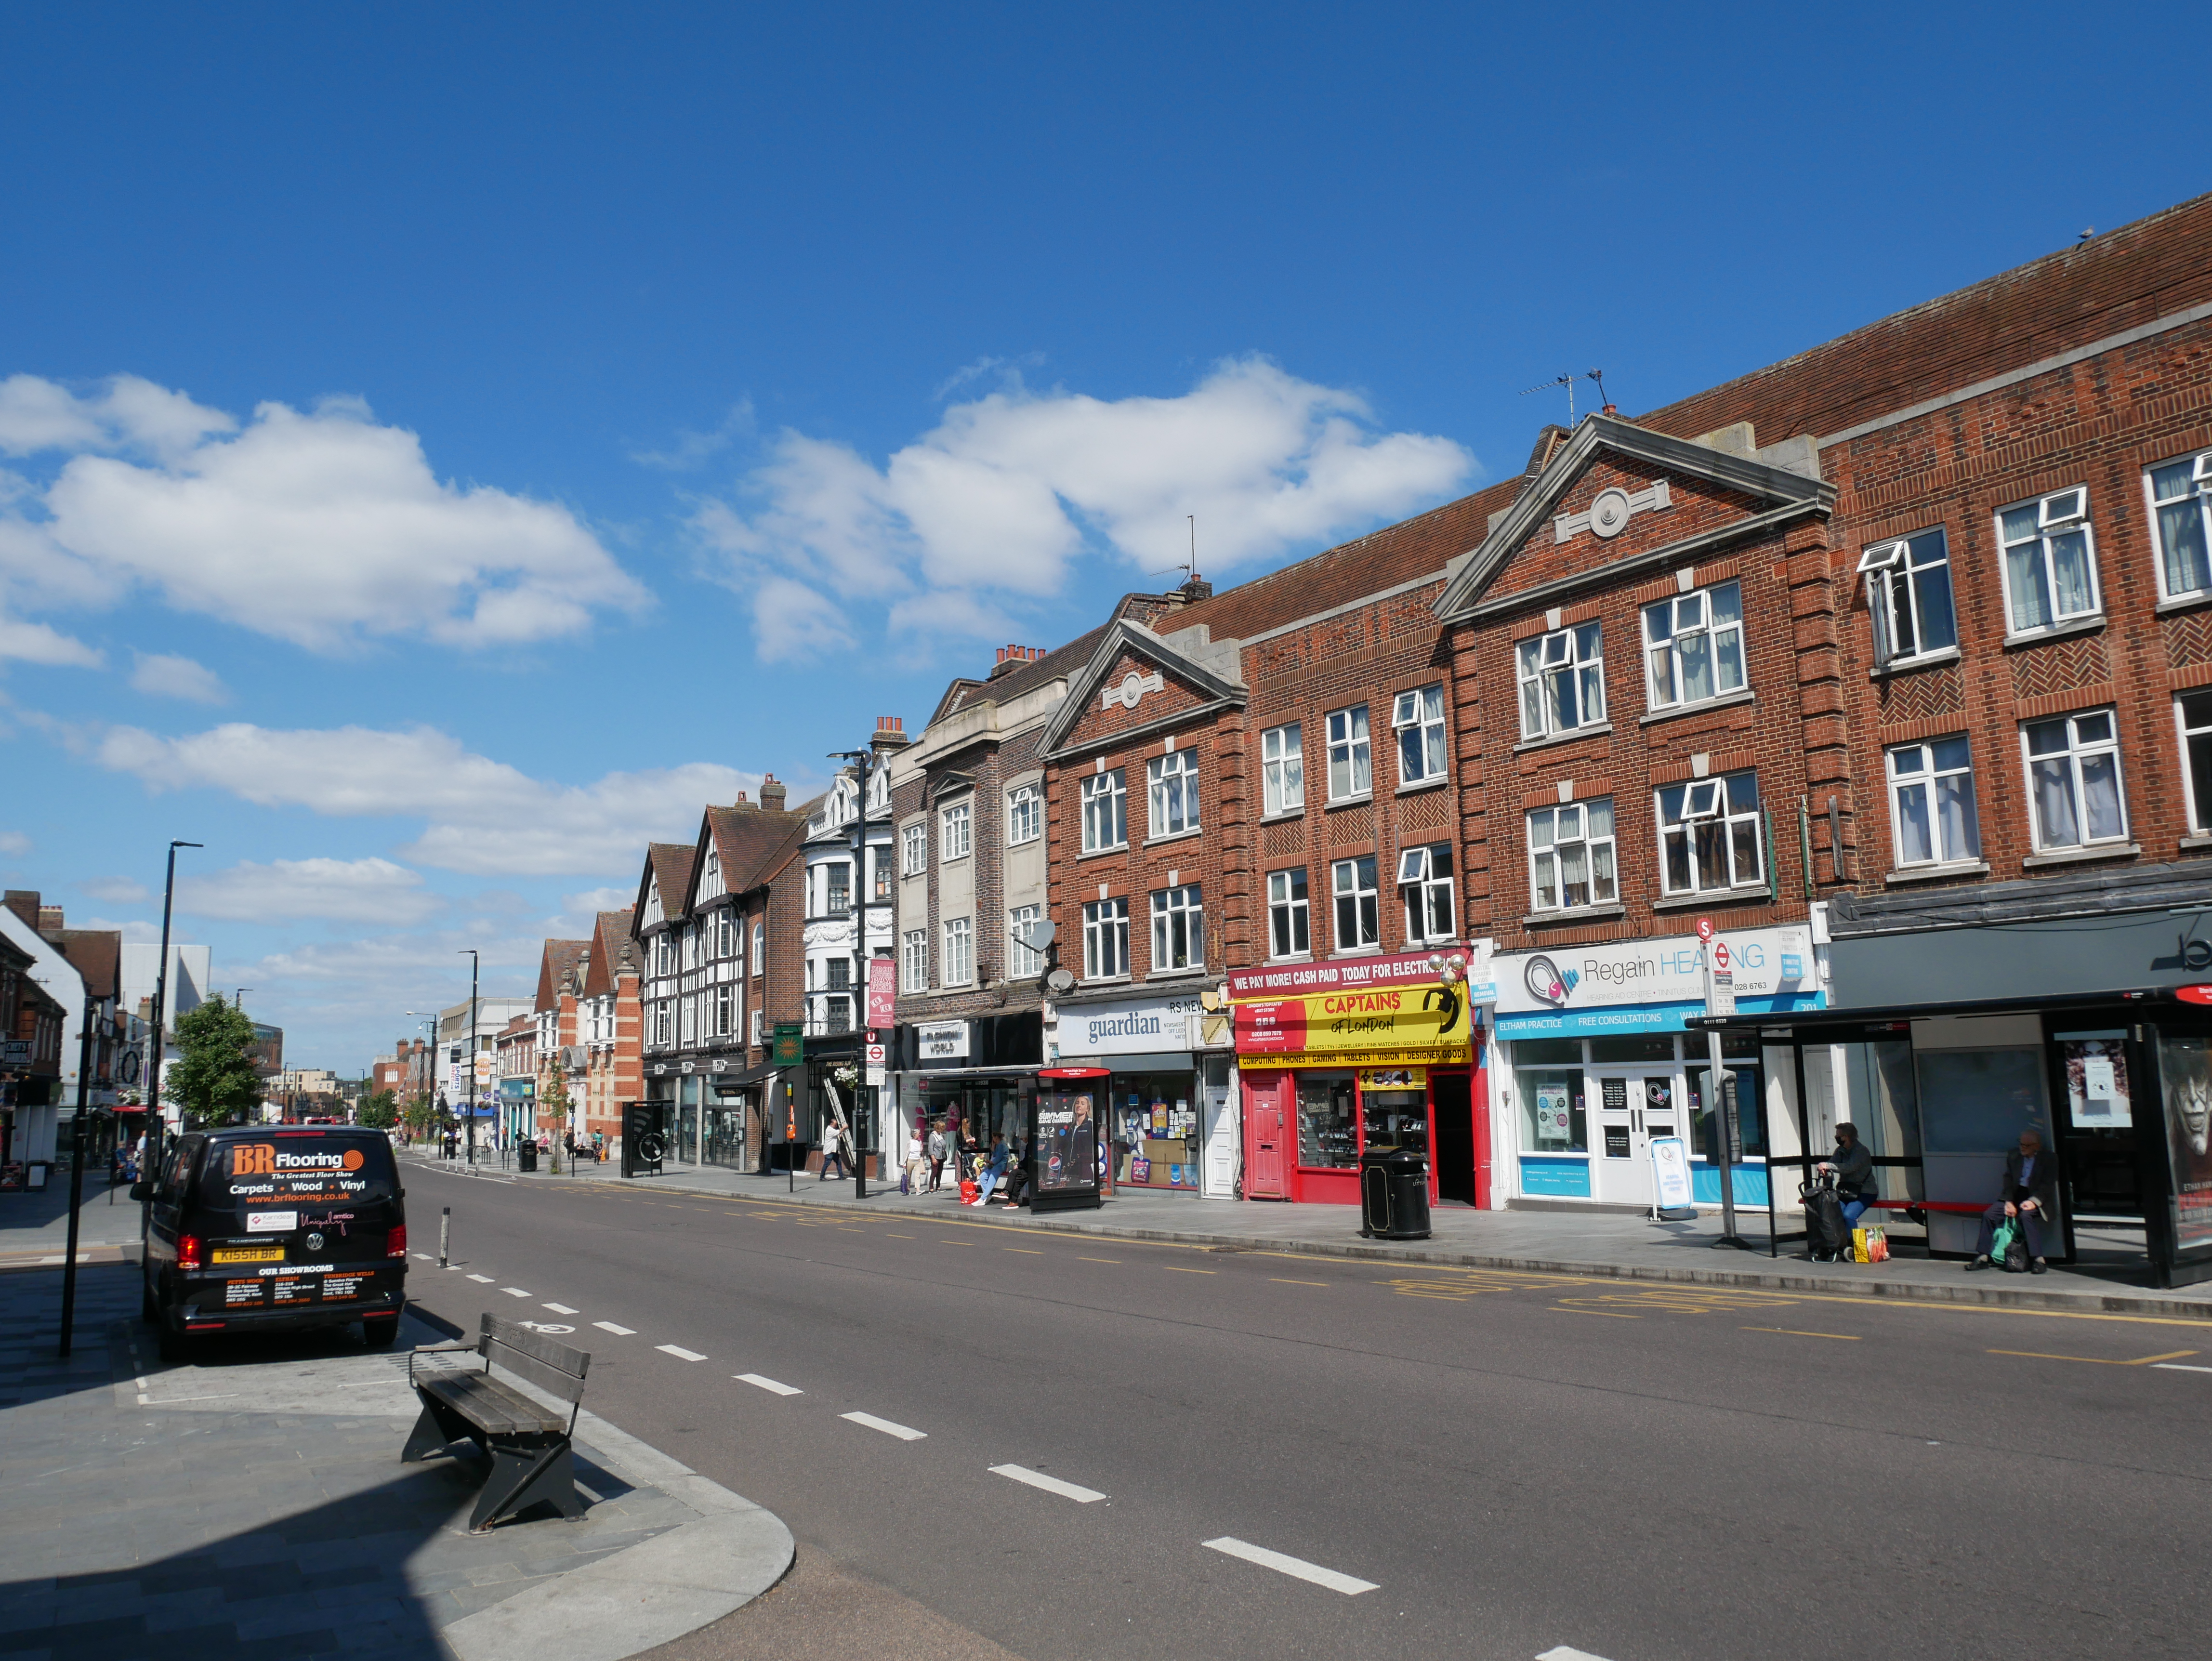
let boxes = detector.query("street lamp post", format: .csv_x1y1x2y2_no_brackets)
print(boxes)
57,987,96,1357
460,950,479,1166
141,840,201,1252
829,746,873,1201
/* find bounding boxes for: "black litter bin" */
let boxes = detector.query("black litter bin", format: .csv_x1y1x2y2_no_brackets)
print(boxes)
1359,1146,1431,1240
517,1142,538,1173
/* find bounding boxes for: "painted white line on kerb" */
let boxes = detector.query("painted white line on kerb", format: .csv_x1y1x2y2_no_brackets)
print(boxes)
1537,1648,1620,1661
593,1321,635,1335
1201,1537,1376,1595
842,1411,926,1441
737,1373,802,1396
466,1274,494,1283
542,1303,579,1315
500,1287,531,1298
990,1464,1106,1503
657,1344,707,1361
2154,1361,2212,1373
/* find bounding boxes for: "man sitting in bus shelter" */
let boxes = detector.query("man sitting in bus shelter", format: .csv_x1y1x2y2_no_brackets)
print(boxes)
1965,1127,2058,1275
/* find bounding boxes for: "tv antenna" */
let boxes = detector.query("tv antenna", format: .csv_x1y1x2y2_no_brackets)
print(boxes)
1520,369,1608,425
1151,515,1201,585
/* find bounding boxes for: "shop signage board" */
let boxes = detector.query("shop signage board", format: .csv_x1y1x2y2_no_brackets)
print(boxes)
1493,927,1818,1036
772,1022,803,1065
1235,986,1474,1070
1649,1135,1695,1212
916,1020,969,1060
1228,945,1494,1002
867,957,896,1027
1057,995,1196,1056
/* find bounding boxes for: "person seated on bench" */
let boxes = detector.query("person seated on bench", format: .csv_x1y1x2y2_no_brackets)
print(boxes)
1966,1127,2057,1275
1817,1121,1877,1233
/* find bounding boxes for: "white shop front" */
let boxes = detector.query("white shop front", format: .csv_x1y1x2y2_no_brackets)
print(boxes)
1491,926,1824,1211
1045,989,1238,1198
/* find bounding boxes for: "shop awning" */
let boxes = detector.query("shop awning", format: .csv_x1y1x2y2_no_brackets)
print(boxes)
711,1059,780,1090
1053,1051,1192,1072
907,1064,1045,1081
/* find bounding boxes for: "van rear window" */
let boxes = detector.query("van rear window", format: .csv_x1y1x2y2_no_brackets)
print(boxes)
202,1134,397,1226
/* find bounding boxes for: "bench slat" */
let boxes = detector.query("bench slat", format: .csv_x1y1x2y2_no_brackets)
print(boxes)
485,1340,589,1404
420,1372,565,1437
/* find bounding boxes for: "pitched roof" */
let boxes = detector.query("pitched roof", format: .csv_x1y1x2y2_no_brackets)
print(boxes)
1634,190,2212,448
701,803,808,900
56,930,120,998
581,909,637,998
534,939,589,1013
634,842,697,933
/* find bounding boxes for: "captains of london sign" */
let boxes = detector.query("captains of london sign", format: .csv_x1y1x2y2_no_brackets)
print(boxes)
1101,669,1165,712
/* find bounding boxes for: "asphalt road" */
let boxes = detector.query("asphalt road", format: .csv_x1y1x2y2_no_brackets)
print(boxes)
394,1157,2212,1661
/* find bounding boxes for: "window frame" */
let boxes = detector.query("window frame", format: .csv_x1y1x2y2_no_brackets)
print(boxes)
1642,580,1747,712
1149,883,1206,972
2146,451,2212,605
1009,905,1043,977
1996,486,2102,637
1261,722,1304,817
901,928,929,993
1331,855,1380,950
1516,624,1606,739
1526,799,1619,914
1655,770,1764,896
941,916,974,987
1884,736,1982,869
940,801,972,862
2180,690,2212,835
1146,749,1200,838
1080,769,1129,853
1325,705,1372,802
1006,784,1041,846
1856,527,1958,668
1396,842,1457,944
1266,866,1310,959
1082,897,1130,980
2020,709,2129,853
1392,684,1449,785
900,822,927,877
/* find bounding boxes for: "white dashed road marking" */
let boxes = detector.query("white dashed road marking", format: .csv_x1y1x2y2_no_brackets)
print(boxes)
500,1287,530,1298
842,1411,926,1441
990,1464,1106,1503
657,1344,707,1361
737,1373,803,1396
466,1274,493,1283
412,1253,433,1261
593,1321,636,1335
1538,1648,1620,1661
2154,1361,2212,1372
543,1303,579,1315
1202,1537,1377,1595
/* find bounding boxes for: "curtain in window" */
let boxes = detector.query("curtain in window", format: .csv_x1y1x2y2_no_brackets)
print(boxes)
2031,756,2080,846
2048,528,2094,617
2162,497,2211,596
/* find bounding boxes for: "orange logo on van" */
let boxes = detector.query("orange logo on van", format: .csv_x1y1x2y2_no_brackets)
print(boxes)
342,1149,364,1170
231,1144,276,1176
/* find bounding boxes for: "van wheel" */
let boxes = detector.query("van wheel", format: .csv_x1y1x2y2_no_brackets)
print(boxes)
157,1324,192,1365
361,1317,399,1351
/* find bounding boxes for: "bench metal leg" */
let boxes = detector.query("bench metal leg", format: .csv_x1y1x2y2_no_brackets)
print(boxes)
469,1435,581,1531
402,1393,477,1463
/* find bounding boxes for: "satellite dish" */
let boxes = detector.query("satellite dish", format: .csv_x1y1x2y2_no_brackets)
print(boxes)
1045,967,1076,995
1021,919,1057,950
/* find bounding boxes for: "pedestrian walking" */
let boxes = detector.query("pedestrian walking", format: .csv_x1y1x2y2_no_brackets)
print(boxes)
926,1120,948,1192
819,1135,848,1180
903,1121,925,1194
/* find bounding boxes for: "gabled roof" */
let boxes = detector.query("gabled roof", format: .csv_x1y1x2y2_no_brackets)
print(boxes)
1434,414,1835,620
633,842,697,934
534,939,589,1013
57,930,120,999
692,802,809,909
1038,615,1250,759
581,909,637,998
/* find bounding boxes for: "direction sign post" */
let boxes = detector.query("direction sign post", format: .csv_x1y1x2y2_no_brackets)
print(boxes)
1702,932,1751,1251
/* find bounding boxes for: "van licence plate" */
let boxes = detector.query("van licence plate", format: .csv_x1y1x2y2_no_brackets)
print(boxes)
212,1246,284,1265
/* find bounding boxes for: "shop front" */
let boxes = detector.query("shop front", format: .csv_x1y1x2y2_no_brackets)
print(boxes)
1046,989,1217,1196
1490,927,1821,1213
889,1013,1042,1179
1230,949,1491,1207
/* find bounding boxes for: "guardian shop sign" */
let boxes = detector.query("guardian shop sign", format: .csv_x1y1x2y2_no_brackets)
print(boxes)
1058,996,1195,1057
1493,927,1821,1038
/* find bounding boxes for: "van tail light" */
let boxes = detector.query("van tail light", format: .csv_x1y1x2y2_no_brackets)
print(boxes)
177,1233,205,1271
386,1223,407,1259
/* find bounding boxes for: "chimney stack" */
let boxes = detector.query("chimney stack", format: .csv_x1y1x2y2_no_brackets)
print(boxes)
1178,574,1213,604
871,715,911,756
761,774,788,813
989,645,1048,678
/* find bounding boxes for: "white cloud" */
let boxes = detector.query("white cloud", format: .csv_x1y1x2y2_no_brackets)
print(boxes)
80,875,151,903
692,357,1475,661
177,857,446,925
94,720,761,878
129,651,229,703
79,915,161,943
0,377,651,652
632,400,755,471
0,830,29,856
563,884,634,917
0,610,102,668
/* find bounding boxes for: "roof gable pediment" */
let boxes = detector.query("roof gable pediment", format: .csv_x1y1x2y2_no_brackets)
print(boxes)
1435,414,1833,622
1040,618,1247,759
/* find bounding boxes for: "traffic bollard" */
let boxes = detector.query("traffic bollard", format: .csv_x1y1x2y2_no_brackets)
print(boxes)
439,1207,450,1268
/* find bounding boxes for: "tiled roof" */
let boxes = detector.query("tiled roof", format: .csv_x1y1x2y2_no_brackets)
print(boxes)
704,803,809,898
582,910,637,998
534,939,589,1013
1636,190,2212,447
642,842,697,929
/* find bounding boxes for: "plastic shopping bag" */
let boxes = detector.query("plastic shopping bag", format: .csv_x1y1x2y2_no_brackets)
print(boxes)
1989,1215,2019,1264
1865,1226,1888,1263
1851,1227,1869,1263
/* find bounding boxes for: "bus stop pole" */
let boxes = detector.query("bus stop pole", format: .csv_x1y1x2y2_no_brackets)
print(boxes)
1705,948,1751,1250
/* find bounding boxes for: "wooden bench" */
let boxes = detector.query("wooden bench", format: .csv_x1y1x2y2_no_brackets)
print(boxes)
402,1313,591,1531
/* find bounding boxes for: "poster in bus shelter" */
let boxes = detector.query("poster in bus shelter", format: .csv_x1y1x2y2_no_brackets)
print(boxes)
2159,1030,2212,1255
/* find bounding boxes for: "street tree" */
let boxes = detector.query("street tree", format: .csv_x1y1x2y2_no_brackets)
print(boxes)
540,1057,572,1171
168,995,265,1127
357,1088,400,1129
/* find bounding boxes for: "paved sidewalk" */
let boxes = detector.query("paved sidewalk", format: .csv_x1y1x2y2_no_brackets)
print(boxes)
0,1171,147,1267
415,1149,2212,1320
0,1261,791,1661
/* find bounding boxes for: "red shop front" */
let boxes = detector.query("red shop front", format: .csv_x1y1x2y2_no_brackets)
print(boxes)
1233,951,1488,1207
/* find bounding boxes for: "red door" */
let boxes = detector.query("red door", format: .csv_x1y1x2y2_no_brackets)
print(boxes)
1244,1075,1286,1199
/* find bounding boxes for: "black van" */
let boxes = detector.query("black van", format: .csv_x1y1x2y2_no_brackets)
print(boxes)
136,1126,408,1360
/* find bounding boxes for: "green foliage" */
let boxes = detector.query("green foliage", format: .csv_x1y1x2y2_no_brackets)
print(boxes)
357,1088,400,1129
169,995,265,1126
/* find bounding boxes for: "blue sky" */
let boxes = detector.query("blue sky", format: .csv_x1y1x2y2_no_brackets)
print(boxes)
3,2,2204,1070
